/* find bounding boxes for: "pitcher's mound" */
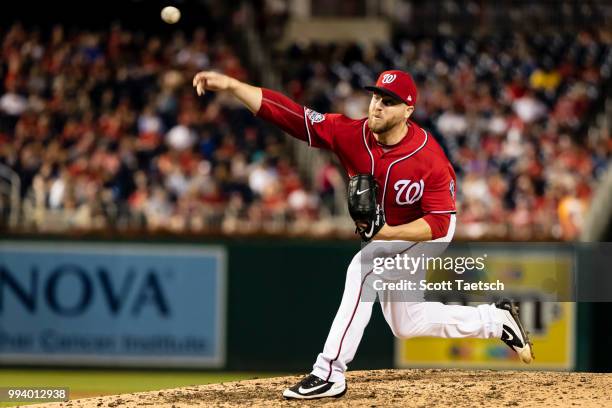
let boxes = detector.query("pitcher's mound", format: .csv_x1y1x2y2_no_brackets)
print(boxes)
33,369,612,407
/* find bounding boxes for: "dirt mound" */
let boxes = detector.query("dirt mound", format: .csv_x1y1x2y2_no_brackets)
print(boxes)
30,369,612,408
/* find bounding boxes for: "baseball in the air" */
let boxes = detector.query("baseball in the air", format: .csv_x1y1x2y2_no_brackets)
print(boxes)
161,6,181,24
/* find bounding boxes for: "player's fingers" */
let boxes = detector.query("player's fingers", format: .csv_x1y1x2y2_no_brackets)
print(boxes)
192,71,208,87
192,72,202,87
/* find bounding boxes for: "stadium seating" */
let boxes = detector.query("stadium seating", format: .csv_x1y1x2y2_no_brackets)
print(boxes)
1,22,610,240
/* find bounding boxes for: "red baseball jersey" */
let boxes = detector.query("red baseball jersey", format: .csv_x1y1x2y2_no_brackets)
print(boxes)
256,89,456,235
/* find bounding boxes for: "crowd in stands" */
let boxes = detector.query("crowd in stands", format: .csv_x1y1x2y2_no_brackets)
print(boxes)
275,29,611,240
0,23,329,236
1,20,610,240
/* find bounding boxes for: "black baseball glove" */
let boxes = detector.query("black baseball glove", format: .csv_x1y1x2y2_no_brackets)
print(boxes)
347,174,385,242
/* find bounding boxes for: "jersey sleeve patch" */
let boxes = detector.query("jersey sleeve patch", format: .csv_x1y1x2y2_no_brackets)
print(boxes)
305,108,325,125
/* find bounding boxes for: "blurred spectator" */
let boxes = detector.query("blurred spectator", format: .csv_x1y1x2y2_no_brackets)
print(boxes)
315,156,344,216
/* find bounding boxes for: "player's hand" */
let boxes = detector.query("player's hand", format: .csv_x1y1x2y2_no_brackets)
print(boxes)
192,71,234,96
355,204,386,242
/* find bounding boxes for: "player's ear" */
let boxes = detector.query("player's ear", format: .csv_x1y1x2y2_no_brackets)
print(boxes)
404,105,414,120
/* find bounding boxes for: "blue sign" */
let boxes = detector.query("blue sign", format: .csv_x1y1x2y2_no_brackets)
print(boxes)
0,242,226,367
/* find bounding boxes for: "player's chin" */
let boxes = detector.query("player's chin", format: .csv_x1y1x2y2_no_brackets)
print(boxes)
367,118,384,132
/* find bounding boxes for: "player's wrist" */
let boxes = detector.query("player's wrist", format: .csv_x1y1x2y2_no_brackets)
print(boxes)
374,224,393,240
227,77,240,92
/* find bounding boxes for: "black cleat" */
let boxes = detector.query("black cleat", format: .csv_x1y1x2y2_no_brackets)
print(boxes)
496,299,534,363
282,374,347,400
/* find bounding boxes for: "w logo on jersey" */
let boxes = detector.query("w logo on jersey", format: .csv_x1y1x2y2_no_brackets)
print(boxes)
381,74,397,84
394,179,424,205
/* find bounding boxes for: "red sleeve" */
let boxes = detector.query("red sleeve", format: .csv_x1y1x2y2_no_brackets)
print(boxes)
423,213,451,239
255,88,338,150
421,162,457,214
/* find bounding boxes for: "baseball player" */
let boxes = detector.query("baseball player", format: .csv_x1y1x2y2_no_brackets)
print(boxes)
193,69,534,400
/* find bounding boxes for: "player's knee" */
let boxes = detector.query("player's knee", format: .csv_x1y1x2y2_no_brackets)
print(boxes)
390,320,433,339
386,303,431,339
390,325,415,339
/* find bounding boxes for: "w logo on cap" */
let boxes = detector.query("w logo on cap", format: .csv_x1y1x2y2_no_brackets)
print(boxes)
366,70,418,105
381,74,396,84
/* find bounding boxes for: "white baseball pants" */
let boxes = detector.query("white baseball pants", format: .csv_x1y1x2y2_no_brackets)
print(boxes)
311,216,505,383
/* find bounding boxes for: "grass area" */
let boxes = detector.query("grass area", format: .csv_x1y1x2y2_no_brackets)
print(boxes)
0,369,283,406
